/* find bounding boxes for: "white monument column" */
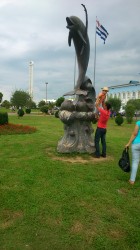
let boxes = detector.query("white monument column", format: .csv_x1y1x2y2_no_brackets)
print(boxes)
29,61,34,99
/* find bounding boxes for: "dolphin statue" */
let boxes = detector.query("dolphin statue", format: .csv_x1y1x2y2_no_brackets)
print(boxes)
64,4,90,96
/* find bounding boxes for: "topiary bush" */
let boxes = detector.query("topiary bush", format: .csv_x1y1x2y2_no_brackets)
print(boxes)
55,110,59,118
115,113,124,126
0,112,8,125
25,108,31,114
17,108,24,117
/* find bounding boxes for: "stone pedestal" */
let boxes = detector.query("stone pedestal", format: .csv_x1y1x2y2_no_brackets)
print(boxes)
57,109,95,154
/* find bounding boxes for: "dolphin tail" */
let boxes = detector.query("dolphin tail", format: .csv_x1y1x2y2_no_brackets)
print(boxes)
63,89,87,96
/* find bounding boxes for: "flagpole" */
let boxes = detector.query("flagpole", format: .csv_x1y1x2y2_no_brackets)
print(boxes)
93,17,97,88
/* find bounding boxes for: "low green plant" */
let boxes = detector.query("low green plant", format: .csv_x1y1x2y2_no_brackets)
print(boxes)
115,113,124,126
25,108,31,114
0,112,8,125
17,108,24,117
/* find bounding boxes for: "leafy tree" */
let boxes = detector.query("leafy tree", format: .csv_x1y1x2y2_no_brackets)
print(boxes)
38,100,46,108
26,99,36,109
11,90,31,108
125,104,135,123
127,99,140,113
55,97,65,107
1,100,11,109
108,97,121,113
0,92,3,103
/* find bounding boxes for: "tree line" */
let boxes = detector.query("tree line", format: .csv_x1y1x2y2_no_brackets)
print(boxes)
0,90,65,110
0,90,140,122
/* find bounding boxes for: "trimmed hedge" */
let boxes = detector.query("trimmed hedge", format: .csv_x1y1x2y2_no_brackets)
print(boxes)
17,109,25,117
0,112,8,125
26,108,31,114
115,114,124,126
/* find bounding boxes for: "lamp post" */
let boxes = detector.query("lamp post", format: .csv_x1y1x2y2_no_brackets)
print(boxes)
45,82,48,104
138,73,140,83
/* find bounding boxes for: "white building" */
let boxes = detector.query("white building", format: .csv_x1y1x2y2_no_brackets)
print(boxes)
108,81,140,107
43,99,56,103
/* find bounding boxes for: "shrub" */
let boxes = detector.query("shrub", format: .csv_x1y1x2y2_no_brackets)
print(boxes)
26,108,31,114
115,114,124,126
17,108,25,117
0,112,8,125
40,105,48,114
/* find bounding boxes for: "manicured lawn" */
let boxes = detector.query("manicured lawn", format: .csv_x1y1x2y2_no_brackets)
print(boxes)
0,115,139,250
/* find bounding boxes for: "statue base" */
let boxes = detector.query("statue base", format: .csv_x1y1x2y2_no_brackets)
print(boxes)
57,110,96,154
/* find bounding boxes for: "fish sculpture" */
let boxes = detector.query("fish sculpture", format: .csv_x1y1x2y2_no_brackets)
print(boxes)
64,4,90,96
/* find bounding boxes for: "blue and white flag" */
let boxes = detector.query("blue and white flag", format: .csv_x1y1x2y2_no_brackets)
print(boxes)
96,19,109,44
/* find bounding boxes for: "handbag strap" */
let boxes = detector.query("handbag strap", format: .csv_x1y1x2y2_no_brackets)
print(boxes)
122,147,130,161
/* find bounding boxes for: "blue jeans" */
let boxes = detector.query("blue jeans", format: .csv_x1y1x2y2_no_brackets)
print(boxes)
95,127,107,157
130,144,140,182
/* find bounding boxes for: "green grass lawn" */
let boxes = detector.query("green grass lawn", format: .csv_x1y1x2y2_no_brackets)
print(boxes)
0,115,140,250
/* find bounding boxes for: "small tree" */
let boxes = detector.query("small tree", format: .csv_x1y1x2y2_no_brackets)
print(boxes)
48,102,55,110
38,100,46,108
127,99,140,118
40,105,48,114
11,90,31,108
0,92,3,103
1,100,11,109
26,99,36,109
108,97,121,114
55,97,65,107
127,99,140,110
125,104,135,123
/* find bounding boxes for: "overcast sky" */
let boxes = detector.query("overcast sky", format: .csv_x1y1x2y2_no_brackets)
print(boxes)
0,0,140,103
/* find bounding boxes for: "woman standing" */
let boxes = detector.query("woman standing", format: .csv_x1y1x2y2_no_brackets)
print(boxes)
125,120,140,184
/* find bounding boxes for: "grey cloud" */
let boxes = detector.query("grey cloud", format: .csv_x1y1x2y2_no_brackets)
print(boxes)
0,0,140,101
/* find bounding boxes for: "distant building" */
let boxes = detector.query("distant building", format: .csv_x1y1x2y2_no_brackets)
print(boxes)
43,99,56,103
107,81,140,107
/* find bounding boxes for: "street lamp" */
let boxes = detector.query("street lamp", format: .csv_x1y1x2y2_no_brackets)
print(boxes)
45,82,48,104
138,73,140,83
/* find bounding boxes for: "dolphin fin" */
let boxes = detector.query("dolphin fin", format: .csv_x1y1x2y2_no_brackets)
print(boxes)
80,45,84,55
77,30,87,44
68,32,72,46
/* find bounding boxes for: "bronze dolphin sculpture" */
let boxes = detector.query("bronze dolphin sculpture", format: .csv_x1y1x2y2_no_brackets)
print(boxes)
64,4,90,96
